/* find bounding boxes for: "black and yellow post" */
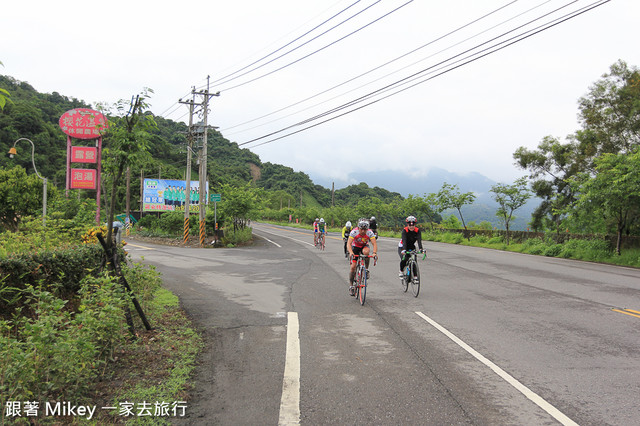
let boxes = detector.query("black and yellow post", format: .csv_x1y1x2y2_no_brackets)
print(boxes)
183,217,190,245
199,219,206,246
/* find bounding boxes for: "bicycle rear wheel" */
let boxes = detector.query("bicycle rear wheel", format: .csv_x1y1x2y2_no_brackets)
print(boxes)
358,265,367,305
411,260,420,297
321,235,325,250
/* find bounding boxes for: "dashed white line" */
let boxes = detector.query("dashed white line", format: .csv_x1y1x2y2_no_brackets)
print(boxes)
415,311,578,426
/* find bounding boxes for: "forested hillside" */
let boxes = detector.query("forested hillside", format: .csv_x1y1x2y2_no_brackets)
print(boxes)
0,75,403,214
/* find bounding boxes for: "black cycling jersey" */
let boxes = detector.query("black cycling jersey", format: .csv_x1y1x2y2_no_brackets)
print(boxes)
369,219,378,231
401,226,423,251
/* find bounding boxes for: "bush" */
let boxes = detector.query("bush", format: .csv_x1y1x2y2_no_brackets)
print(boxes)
0,274,127,407
544,244,563,257
222,226,253,246
487,235,504,245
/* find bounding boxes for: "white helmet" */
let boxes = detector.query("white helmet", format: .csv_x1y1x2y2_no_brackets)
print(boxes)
319,218,325,223
358,219,370,229
370,216,376,221
345,221,352,228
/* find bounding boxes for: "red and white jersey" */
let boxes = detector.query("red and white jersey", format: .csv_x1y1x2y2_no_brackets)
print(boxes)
349,228,376,248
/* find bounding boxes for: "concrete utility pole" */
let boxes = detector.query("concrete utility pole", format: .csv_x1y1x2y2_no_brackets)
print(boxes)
181,77,220,246
179,88,196,245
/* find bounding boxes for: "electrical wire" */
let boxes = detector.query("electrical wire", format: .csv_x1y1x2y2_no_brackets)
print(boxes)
210,0,368,86
221,0,525,135
209,0,414,93
238,0,610,149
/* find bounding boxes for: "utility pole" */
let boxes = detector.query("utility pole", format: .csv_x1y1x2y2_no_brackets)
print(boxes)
181,77,220,246
179,87,196,245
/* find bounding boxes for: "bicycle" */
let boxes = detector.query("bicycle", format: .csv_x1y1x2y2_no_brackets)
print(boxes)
316,232,326,250
351,254,376,305
401,249,426,297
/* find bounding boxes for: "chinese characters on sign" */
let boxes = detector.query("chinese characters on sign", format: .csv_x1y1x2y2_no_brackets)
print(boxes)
59,108,108,140
70,169,97,189
71,146,97,163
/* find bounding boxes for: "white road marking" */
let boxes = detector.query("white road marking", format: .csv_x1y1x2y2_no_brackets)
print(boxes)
254,227,314,247
279,312,301,425
415,311,578,426
254,232,282,247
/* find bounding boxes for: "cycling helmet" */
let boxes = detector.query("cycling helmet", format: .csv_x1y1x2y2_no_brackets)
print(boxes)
345,221,352,228
315,218,319,222
319,218,325,223
406,215,417,224
358,219,370,229
370,216,376,221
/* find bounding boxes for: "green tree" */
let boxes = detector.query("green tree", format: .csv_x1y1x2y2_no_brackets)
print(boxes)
99,90,156,247
0,166,48,231
219,182,264,230
515,60,640,233
436,182,476,236
490,177,531,244
0,61,11,110
571,149,640,255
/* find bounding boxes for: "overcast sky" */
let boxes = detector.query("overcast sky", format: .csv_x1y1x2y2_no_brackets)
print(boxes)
4,0,638,186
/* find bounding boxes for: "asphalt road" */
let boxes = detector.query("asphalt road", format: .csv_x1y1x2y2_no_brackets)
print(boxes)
125,223,640,425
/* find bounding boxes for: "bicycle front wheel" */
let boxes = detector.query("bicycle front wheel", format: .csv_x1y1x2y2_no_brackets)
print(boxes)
401,266,409,292
358,265,367,305
411,260,420,297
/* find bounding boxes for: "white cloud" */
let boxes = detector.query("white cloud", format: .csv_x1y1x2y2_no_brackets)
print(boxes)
4,0,639,185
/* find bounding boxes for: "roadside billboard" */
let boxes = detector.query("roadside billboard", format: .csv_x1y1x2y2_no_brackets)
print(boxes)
143,179,209,213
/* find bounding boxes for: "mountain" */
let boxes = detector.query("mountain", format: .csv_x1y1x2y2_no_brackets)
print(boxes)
310,168,537,230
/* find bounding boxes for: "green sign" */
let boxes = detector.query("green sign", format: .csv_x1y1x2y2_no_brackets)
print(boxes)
210,193,221,202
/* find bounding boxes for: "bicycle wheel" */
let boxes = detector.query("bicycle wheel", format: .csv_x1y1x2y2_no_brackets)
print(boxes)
401,264,409,292
321,235,325,250
358,264,367,305
411,260,420,297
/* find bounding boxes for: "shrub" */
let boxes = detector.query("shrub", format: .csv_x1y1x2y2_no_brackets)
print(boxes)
544,244,563,257
487,235,504,245
0,274,127,406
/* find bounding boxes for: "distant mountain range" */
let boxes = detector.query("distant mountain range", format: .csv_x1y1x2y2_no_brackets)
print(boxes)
310,167,538,231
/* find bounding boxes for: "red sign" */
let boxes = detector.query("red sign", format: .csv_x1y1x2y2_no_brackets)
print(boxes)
59,108,108,139
70,169,97,189
71,146,97,163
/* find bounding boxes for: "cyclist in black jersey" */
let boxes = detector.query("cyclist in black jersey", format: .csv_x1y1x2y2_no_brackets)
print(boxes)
398,215,424,277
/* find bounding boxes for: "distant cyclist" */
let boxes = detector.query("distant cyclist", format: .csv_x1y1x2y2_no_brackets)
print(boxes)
398,215,424,277
313,218,319,245
341,221,353,257
347,218,378,295
369,216,378,238
318,218,327,245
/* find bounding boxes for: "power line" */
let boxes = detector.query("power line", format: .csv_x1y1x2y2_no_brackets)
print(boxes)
209,0,414,93
210,0,368,86
238,0,611,149
221,0,524,135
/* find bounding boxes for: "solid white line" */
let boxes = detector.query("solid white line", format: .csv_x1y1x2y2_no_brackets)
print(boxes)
254,227,314,247
254,232,282,247
415,312,578,426
279,312,301,425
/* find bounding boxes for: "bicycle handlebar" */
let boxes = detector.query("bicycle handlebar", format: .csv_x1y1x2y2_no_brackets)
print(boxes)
350,254,378,266
404,249,427,260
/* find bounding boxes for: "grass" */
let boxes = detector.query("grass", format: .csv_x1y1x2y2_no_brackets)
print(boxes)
82,287,204,425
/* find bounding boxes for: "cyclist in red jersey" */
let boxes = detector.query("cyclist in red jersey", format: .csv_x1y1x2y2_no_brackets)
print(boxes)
346,218,378,294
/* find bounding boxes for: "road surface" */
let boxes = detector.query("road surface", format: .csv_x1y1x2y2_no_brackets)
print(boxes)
126,223,640,425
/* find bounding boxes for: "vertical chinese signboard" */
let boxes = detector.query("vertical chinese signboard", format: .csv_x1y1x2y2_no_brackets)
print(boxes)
59,108,108,223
